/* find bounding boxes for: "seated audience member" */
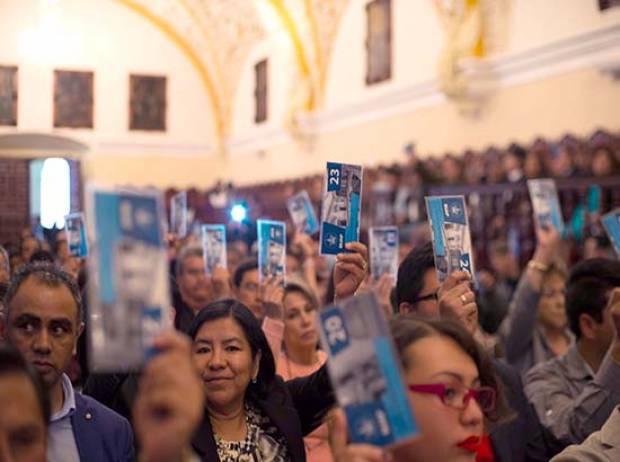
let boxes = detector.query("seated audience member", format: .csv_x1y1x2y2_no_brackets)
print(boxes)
29,250,55,264
9,250,23,277
330,317,510,462
188,299,335,461
504,143,526,183
174,244,231,333
61,256,81,281
477,239,520,334
233,258,285,321
524,258,620,445
55,238,71,264
276,277,331,462
591,146,618,177
395,242,479,338
0,344,50,462
0,263,134,462
550,405,620,462
524,148,546,179
0,244,10,284
21,236,41,263
395,242,559,461
583,235,615,260
288,232,321,298
499,227,573,376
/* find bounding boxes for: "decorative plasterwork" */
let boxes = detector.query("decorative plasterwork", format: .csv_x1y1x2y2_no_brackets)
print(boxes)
227,23,620,153
268,0,350,110
116,0,265,145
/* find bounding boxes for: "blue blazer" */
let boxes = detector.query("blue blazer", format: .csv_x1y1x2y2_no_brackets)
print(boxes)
71,392,135,462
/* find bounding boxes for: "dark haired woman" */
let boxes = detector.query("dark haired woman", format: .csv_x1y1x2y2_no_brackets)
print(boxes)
189,299,333,461
331,316,512,462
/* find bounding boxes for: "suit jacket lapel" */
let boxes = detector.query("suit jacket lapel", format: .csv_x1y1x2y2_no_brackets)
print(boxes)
258,398,305,462
71,393,100,462
191,413,220,462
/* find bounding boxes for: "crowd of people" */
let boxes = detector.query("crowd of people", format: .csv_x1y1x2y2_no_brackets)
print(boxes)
1,170,620,462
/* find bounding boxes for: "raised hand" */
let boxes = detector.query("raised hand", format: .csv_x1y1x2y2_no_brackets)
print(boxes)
437,271,478,336
133,331,204,462
259,276,285,320
533,226,562,266
334,242,369,301
210,266,232,301
328,410,388,462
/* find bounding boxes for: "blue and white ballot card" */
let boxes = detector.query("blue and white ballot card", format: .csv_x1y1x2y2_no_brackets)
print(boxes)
257,219,286,284
425,195,476,283
602,209,620,258
202,224,227,274
287,190,319,235
64,212,88,258
319,292,419,446
320,162,363,255
369,226,399,282
86,186,171,372
527,179,565,233
170,190,188,238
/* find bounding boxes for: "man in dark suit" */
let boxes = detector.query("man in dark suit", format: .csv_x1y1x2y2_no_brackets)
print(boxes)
0,263,134,462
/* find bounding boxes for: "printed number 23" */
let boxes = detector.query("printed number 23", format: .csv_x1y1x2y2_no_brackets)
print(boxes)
329,168,340,186
325,315,347,345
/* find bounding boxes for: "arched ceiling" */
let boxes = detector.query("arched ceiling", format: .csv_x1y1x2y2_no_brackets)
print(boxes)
115,0,351,146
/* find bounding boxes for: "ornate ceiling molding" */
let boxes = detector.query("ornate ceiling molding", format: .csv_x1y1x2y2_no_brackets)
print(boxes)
114,0,351,146
115,0,265,146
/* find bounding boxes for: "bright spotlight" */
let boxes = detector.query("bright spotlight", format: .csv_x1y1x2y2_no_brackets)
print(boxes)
230,203,248,223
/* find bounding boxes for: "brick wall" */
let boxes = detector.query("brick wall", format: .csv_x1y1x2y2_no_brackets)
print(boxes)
0,158,29,246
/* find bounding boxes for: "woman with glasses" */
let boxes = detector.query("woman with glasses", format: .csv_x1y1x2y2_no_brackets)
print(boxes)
330,316,511,462
498,227,574,376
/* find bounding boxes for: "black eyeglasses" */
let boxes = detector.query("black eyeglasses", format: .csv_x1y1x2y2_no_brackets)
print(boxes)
409,289,439,304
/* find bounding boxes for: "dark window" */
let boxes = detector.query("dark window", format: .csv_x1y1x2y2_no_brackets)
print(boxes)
255,59,268,124
366,0,392,85
129,75,167,131
54,70,94,129
0,66,17,126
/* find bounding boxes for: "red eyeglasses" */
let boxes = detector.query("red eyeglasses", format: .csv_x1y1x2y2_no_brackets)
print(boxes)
408,383,496,413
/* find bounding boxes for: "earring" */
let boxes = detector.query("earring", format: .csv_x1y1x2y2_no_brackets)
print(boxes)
252,377,257,384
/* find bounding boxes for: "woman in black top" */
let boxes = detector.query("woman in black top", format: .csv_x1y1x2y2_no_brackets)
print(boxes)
189,299,335,462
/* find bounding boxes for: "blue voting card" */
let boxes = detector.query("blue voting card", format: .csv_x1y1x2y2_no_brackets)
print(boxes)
86,186,171,372
320,162,363,255
170,190,188,238
527,179,565,233
287,190,319,235
369,226,399,282
587,185,602,214
425,196,476,283
602,209,620,258
318,292,419,447
202,224,227,274
257,219,286,284
64,212,89,258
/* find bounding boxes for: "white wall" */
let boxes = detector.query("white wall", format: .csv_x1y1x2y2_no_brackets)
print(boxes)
508,0,620,54
0,0,216,158
1,0,619,188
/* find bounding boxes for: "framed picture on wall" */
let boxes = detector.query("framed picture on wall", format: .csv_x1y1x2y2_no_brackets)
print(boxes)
366,0,392,85
599,0,620,10
0,66,18,126
129,75,166,131
54,70,94,129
